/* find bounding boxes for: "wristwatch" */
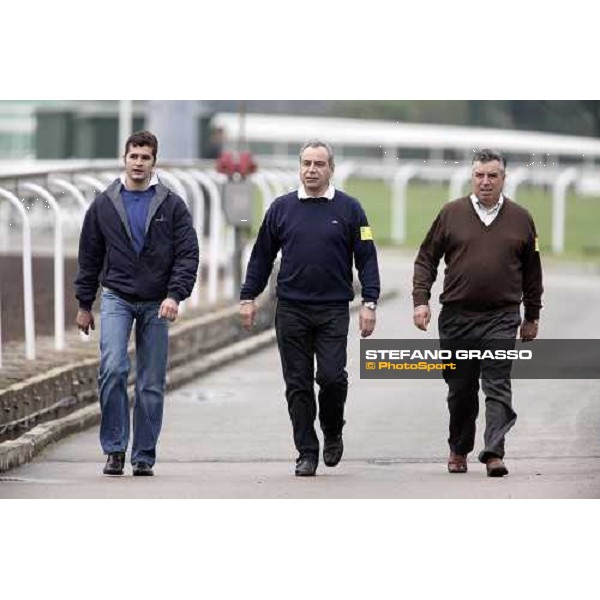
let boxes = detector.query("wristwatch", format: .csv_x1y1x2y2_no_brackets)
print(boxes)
362,301,377,311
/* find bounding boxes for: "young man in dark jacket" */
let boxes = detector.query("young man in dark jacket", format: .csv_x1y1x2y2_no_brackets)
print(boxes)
239,140,380,477
75,130,199,476
412,148,543,478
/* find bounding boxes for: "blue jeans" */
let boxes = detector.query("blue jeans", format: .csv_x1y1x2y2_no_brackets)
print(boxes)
98,289,169,466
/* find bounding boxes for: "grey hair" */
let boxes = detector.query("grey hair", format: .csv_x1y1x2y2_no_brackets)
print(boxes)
472,148,507,170
299,139,335,170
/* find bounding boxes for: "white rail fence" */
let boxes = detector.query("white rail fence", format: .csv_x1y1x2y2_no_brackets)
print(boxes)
0,163,298,366
0,160,595,366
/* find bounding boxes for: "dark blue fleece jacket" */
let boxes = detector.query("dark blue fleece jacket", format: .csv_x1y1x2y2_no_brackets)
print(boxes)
240,189,380,303
75,179,199,310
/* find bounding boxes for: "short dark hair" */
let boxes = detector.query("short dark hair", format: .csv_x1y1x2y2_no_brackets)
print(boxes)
299,139,335,170
472,148,506,170
124,130,158,160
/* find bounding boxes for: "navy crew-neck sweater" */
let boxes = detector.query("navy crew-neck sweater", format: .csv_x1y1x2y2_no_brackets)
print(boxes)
241,190,380,303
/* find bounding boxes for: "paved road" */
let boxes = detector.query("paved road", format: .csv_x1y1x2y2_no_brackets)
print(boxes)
2,252,599,498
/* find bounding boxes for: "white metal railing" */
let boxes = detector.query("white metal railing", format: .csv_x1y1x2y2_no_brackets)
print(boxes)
0,186,36,360
189,169,223,305
391,165,420,244
448,166,471,202
0,162,298,364
385,163,593,251
503,166,529,199
0,159,596,364
75,174,106,195
552,168,578,254
49,177,90,211
20,183,65,350
208,172,235,301
171,169,205,308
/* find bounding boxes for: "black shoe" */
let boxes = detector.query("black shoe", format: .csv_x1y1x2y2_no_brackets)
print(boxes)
323,434,344,467
103,452,125,476
486,457,508,478
295,456,318,477
132,462,154,476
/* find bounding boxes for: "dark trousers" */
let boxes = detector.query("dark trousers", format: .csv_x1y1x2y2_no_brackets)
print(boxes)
275,300,350,458
439,307,521,463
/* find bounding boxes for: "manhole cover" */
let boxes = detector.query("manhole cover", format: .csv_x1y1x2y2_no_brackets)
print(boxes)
176,389,235,402
194,390,235,402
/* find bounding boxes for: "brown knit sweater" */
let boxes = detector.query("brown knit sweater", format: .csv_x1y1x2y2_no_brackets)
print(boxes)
412,196,543,321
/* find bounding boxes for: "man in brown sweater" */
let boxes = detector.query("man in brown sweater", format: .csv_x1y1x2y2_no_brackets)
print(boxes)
412,149,543,477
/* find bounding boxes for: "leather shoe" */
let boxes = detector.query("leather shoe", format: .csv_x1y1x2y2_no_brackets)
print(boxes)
323,434,344,467
447,451,468,474
103,452,125,476
132,462,154,476
295,456,318,477
486,457,508,477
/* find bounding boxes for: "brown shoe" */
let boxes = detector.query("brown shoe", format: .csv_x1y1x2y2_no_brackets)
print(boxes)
486,457,508,477
447,451,468,473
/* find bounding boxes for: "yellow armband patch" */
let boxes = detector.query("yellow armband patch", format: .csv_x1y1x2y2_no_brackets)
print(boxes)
534,236,539,252
360,226,373,241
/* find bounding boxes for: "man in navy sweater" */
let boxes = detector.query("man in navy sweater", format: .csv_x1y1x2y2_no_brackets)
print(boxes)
240,140,380,476
75,131,199,477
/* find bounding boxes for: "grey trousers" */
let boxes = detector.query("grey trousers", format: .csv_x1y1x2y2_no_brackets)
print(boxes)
438,306,521,463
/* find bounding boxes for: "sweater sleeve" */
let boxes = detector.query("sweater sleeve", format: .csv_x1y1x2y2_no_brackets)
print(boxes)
412,209,446,307
352,203,380,302
240,204,281,300
521,216,543,321
74,200,106,311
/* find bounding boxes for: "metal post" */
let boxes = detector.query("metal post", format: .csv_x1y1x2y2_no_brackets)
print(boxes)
0,295,3,369
21,183,65,351
75,175,107,200
232,227,244,296
503,167,529,200
156,170,189,205
552,168,578,254
0,187,35,359
209,172,235,301
448,166,471,202
391,165,419,244
262,170,286,198
147,101,197,159
118,100,133,158
172,169,205,308
190,170,222,305
49,178,90,211
0,202,10,253
251,172,276,215
335,162,355,192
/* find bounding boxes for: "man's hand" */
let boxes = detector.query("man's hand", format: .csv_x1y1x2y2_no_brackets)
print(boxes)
158,297,179,322
240,301,257,331
359,306,376,338
520,319,539,342
76,309,95,335
413,304,431,331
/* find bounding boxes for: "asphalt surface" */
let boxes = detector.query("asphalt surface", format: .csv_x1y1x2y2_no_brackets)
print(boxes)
2,251,599,498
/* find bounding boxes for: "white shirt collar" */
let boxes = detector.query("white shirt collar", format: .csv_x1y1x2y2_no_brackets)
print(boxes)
470,193,504,213
298,183,336,200
120,172,159,190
